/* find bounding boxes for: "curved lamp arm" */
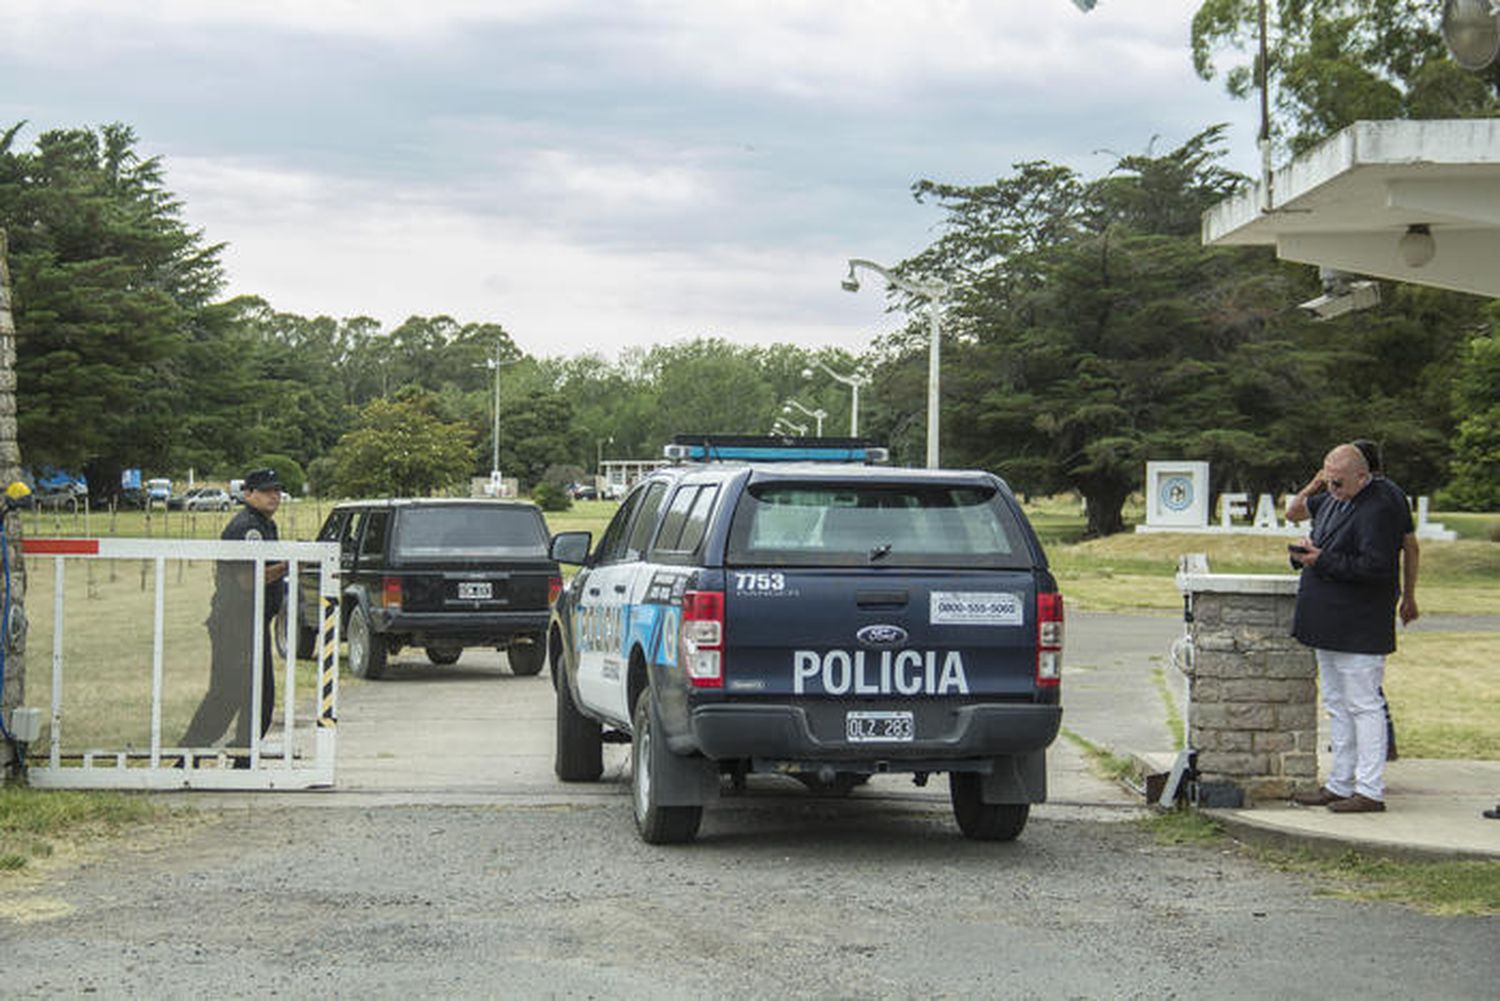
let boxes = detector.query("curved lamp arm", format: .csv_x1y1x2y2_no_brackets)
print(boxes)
841,257,947,467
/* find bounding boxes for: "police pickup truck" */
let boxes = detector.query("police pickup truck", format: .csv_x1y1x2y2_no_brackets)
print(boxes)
547,436,1063,844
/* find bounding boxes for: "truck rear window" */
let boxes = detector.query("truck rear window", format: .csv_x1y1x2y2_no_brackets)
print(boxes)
725,483,1033,569
393,507,548,559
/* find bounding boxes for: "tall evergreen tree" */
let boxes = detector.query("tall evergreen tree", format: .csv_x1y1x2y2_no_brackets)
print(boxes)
0,122,225,497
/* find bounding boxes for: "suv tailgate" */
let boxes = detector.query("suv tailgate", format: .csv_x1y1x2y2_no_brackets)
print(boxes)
723,569,1042,698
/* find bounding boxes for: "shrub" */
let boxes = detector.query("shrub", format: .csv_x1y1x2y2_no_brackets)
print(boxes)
531,481,572,512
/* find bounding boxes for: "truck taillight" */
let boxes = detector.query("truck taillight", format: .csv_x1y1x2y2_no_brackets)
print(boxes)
548,575,562,606
1036,591,1063,687
679,590,724,689
380,576,402,611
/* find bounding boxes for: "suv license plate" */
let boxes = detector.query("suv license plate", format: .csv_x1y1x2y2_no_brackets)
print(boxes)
457,581,493,600
845,711,914,743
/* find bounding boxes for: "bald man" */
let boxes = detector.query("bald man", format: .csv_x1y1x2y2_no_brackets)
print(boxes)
1287,443,1407,814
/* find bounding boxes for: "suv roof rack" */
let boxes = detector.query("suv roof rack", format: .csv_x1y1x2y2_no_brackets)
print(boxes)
664,434,889,465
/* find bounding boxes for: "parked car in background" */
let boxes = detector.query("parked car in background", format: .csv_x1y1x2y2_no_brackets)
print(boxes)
34,468,87,497
167,487,203,511
185,487,232,511
35,488,81,511
115,487,147,510
145,478,173,507
568,482,598,501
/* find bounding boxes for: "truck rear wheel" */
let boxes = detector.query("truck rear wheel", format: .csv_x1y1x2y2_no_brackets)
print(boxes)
347,605,388,680
631,689,702,845
507,639,545,676
949,773,1029,841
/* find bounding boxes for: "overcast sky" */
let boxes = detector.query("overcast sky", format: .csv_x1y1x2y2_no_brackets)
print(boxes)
1,1,1258,359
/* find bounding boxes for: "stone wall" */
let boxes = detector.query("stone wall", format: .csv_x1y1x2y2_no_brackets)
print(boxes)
1182,577,1317,804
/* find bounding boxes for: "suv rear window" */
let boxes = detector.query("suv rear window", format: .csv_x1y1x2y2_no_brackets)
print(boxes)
726,483,1031,569
392,506,548,558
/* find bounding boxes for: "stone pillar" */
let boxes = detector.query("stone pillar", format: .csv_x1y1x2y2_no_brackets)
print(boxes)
0,227,26,774
1177,564,1317,805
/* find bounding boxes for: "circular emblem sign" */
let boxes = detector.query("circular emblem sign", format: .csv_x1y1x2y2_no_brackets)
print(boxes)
1160,475,1194,513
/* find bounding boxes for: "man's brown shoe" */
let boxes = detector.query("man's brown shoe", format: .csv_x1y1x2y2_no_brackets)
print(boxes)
1292,786,1348,807
1328,793,1386,813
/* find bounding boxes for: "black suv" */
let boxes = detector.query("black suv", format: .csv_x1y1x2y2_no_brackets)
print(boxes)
548,436,1063,844
303,498,560,679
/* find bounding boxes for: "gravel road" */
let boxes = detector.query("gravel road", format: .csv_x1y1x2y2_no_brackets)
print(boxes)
4,795,1496,999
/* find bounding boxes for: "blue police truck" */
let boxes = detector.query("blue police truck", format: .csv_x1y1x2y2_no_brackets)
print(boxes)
547,435,1064,844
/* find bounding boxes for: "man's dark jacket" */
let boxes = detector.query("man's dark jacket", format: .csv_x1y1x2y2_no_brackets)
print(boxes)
1291,486,1405,654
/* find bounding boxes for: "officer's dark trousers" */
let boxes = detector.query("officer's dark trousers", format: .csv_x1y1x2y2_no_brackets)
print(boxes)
181,609,275,748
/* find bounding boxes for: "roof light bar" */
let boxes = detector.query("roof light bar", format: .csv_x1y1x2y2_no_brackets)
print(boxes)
665,434,889,465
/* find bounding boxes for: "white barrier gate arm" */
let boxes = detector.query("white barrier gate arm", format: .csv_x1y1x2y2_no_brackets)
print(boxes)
20,536,341,791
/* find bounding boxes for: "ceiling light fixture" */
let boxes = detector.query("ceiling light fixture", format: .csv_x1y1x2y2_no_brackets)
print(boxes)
1398,224,1437,268
1442,0,1500,70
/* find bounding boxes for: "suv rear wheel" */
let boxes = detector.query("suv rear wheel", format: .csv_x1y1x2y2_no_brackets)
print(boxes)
506,638,544,676
949,772,1029,841
631,688,702,844
347,604,388,680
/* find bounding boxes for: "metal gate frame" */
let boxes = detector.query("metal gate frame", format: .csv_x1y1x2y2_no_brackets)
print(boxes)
19,536,340,790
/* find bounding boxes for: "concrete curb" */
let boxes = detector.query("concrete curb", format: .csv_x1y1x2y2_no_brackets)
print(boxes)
1205,808,1500,863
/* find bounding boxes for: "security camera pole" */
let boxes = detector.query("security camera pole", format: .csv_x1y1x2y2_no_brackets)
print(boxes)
843,258,948,468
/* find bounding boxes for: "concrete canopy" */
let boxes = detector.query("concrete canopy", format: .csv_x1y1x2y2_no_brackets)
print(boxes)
1202,119,1500,298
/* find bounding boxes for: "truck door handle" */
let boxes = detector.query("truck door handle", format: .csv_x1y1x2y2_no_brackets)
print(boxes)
857,589,908,608
613,585,627,594
588,587,601,596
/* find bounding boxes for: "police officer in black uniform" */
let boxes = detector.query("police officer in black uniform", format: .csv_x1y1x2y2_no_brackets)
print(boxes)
181,468,287,750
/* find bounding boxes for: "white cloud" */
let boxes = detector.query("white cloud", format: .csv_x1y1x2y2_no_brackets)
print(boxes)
166,155,895,358
603,0,1202,104
516,149,723,216
1,0,565,44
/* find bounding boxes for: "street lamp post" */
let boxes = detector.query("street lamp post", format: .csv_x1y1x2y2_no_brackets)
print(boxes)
476,341,517,491
802,361,869,436
488,342,502,477
842,258,948,468
782,399,826,436
772,418,807,436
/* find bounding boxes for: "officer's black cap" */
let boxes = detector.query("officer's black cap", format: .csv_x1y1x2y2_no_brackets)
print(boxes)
243,468,284,493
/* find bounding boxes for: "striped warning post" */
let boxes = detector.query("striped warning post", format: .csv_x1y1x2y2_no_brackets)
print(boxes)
318,595,337,727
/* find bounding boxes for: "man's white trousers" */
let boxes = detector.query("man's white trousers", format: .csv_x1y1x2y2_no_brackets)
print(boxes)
1315,649,1388,801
